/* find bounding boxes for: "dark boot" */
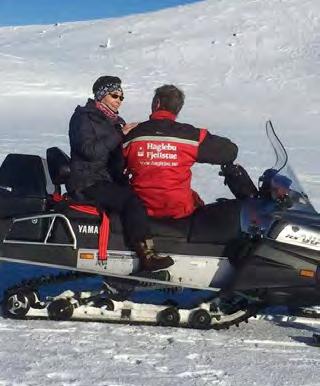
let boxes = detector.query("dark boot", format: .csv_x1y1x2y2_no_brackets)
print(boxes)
135,239,174,272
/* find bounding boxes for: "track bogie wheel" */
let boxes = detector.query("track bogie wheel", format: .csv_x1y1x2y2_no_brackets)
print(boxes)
47,299,74,321
104,299,114,311
189,309,212,329
157,307,180,327
24,290,40,307
3,291,31,319
94,298,114,310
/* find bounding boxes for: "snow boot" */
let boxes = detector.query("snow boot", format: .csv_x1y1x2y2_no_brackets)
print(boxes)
135,239,174,272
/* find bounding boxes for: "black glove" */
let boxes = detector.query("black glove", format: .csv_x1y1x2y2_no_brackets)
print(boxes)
220,164,258,199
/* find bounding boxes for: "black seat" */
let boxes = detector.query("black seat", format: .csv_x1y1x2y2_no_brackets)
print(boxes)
46,147,71,194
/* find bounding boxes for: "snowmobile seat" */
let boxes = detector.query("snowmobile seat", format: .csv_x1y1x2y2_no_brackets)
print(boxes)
189,199,241,244
0,153,49,218
46,147,98,204
46,147,71,194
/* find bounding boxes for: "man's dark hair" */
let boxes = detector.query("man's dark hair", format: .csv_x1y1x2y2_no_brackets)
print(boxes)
152,85,185,115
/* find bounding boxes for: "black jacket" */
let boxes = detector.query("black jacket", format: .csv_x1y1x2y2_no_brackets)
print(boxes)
68,99,126,193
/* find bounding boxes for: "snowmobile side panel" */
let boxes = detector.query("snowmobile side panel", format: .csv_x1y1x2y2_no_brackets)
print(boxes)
77,249,234,288
0,231,234,289
0,243,77,268
260,286,320,307
234,239,319,290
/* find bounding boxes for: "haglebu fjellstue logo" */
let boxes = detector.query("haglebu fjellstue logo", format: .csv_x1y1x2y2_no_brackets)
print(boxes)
78,225,99,234
137,142,179,167
144,142,178,160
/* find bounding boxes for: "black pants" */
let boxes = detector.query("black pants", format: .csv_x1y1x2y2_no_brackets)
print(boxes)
82,181,150,247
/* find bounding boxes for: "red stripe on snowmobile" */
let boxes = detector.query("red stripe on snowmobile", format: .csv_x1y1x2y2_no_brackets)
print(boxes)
99,212,109,261
52,194,109,260
69,204,110,261
52,192,64,202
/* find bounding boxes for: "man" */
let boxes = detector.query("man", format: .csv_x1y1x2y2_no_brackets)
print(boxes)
123,85,238,223
68,76,173,271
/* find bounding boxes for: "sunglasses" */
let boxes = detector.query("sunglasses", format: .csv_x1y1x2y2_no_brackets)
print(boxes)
110,93,124,101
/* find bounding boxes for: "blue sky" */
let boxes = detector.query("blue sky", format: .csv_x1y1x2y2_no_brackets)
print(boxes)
0,0,203,27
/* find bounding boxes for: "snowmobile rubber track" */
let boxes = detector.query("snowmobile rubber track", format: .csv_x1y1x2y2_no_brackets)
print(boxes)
1,271,261,330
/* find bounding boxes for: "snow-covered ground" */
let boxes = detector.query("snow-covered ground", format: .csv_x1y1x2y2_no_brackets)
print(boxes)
1,317,320,386
1,0,320,384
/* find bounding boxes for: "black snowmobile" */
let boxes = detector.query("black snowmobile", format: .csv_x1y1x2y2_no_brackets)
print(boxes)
0,121,319,329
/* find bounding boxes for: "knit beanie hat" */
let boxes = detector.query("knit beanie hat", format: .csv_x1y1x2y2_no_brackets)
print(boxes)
92,76,123,101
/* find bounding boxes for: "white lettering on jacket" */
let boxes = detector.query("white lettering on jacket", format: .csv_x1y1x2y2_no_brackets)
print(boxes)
136,142,179,167
147,143,177,151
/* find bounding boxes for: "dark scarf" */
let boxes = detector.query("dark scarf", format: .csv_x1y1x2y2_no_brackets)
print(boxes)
95,101,126,127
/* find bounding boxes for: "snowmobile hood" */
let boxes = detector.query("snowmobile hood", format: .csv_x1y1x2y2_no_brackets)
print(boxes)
274,209,320,225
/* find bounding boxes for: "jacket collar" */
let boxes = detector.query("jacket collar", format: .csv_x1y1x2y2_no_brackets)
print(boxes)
150,110,176,121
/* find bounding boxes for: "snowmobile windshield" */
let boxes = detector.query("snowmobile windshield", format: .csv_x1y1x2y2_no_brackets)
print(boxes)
261,121,314,211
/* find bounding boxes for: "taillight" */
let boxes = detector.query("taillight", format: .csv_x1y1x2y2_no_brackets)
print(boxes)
299,269,315,279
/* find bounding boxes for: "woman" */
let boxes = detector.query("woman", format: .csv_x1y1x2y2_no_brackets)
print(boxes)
68,75,173,271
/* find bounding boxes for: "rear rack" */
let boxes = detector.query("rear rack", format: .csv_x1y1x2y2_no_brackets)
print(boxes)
3,213,77,249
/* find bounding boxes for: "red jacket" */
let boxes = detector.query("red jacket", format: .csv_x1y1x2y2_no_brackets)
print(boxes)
123,111,238,218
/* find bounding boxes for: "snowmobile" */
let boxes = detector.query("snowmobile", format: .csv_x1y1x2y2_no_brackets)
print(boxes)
0,120,320,329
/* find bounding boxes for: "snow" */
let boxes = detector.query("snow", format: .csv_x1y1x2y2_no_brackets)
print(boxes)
1,318,320,386
1,0,320,384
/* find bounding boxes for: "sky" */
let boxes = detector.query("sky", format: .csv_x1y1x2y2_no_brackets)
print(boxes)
0,0,204,27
